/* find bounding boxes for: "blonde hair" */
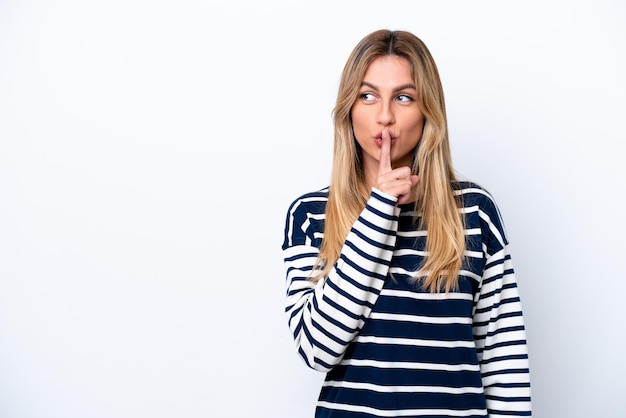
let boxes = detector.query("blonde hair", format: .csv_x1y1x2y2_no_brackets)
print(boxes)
315,29,465,293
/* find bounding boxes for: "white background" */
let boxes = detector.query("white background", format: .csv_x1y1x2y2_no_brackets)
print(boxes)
1,1,625,417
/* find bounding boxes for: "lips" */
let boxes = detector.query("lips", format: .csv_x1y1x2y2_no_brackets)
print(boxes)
374,132,398,147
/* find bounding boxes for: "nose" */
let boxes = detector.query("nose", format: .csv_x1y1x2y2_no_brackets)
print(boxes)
377,100,395,126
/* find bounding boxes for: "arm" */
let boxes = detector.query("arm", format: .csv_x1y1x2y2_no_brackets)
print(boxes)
472,194,532,417
282,189,399,372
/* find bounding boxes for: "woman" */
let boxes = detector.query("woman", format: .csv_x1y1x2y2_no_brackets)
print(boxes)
282,29,531,417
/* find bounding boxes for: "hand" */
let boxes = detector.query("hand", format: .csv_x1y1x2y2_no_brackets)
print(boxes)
375,129,419,205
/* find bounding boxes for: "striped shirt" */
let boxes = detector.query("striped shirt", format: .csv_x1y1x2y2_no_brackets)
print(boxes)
282,182,532,417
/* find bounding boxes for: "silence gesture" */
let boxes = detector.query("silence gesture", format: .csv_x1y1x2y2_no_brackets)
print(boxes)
375,129,419,205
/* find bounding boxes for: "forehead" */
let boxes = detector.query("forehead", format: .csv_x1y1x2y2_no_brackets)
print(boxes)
362,55,414,86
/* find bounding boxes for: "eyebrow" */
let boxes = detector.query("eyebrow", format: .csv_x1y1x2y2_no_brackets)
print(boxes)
361,81,417,93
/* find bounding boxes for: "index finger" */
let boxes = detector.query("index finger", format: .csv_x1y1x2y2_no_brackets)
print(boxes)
378,129,392,175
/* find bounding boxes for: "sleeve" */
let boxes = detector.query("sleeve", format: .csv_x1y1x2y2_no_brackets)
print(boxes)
282,189,400,372
472,193,532,417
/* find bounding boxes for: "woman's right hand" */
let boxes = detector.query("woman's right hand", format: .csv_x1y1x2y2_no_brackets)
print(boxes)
375,129,419,205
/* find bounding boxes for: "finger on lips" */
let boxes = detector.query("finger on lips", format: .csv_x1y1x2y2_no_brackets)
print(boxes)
378,129,392,175
375,129,420,204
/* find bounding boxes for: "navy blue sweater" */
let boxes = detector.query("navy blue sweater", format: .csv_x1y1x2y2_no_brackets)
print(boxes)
282,182,531,417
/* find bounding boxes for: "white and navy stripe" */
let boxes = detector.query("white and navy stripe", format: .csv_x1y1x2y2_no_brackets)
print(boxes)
282,182,531,417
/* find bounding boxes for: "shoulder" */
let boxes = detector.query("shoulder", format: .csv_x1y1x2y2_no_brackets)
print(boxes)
282,186,329,249
284,186,329,218
454,180,501,216
454,180,510,248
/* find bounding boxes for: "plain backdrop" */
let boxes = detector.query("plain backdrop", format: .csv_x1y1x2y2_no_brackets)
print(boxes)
1,1,625,417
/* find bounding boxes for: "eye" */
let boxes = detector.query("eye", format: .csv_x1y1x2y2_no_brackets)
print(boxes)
396,94,415,103
359,92,377,102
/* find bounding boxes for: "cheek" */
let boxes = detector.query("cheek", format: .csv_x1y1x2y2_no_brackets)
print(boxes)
351,108,366,127
408,114,425,136
351,110,370,138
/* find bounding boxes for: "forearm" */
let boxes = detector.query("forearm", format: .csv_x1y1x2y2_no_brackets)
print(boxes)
284,189,399,371
473,247,532,416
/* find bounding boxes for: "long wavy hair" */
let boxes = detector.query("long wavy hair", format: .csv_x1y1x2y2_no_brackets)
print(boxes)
315,29,465,293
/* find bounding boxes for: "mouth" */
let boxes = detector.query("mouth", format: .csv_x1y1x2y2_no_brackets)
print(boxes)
374,133,398,147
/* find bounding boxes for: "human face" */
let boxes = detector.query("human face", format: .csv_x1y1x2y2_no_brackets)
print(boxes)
351,55,424,181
